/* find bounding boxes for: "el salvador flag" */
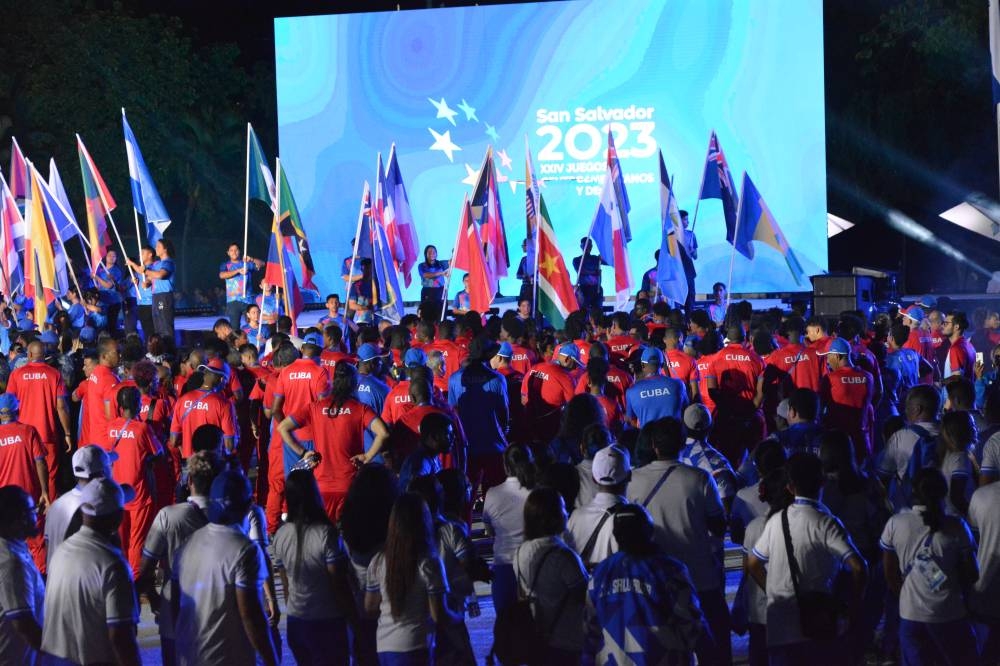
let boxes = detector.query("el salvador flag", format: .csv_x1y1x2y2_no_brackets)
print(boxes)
122,110,171,245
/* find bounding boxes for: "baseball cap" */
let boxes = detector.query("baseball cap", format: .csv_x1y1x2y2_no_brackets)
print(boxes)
208,469,253,525
468,336,500,362
776,398,791,421
79,478,135,517
0,393,19,413
557,343,582,365
641,346,665,365
592,445,631,486
815,337,852,356
357,343,386,363
914,295,937,309
302,331,324,348
72,445,116,479
683,403,712,432
17,318,34,332
40,330,59,345
403,348,427,367
80,326,97,343
497,342,514,358
197,358,230,381
901,306,924,323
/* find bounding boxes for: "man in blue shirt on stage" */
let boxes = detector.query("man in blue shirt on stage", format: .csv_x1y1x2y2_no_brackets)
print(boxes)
219,242,264,328
625,346,688,428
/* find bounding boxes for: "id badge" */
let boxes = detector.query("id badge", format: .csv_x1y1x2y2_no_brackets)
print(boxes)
914,546,947,592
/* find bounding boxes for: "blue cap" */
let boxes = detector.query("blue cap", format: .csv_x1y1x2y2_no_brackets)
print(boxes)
80,326,97,343
404,347,428,367
901,306,925,323
557,343,582,365
0,393,19,412
40,330,59,345
208,470,253,525
816,337,852,356
17,318,34,332
641,346,665,365
302,331,324,348
357,343,386,363
497,341,514,358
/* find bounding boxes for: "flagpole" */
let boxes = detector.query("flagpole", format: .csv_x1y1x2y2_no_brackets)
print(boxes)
242,123,251,299
441,196,467,323
527,136,541,320
274,158,294,332
347,184,368,322
725,173,747,317
690,129,713,234
105,209,138,283
122,109,145,259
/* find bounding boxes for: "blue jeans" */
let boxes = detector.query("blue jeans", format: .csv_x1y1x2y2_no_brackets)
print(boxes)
899,618,978,666
287,615,349,666
377,649,430,666
226,300,247,329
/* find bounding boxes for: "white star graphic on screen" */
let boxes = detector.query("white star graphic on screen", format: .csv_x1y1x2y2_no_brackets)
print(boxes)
428,97,458,126
509,179,519,194
485,123,500,142
497,148,513,170
457,99,478,122
429,128,462,162
461,163,479,186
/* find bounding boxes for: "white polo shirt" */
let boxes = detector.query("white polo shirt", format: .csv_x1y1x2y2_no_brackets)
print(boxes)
483,477,532,565
173,522,267,666
627,460,725,591
0,537,43,665
967,482,1000,620
43,486,84,570
731,485,769,546
741,516,768,625
879,507,975,623
566,492,627,568
981,431,1000,475
141,496,208,640
41,526,138,664
575,459,598,509
877,422,938,506
940,450,974,515
272,522,347,620
751,498,857,646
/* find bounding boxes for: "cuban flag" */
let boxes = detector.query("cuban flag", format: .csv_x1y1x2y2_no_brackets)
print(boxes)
589,167,633,311
122,109,171,245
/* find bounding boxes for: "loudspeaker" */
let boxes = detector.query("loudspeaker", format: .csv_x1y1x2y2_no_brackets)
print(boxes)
811,275,875,317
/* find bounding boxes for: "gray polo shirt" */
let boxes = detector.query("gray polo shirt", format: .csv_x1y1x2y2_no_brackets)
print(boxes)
43,486,84,570
41,526,137,664
365,552,449,653
969,482,1000,620
566,492,628,568
173,522,267,666
273,522,347,620
0,537,43,664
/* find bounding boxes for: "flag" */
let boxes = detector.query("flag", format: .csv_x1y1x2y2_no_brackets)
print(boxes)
992,0,1000,193
525,137,540,288
77,135,116,271
457,196,494,312
588,167,633,311
470,147,509,280
656,151,689,307
698,130,742,256
0,173,24,295
383,144,420,287
34,170,75,296
734,172,806,285
264,218,304,332
24,164,58,324
606,129,632,242
8,137,27,200
122,109,171,244
535,192,578,327
247,123,275,207
351,181,406,323
274,159,316,290
47,158,85,243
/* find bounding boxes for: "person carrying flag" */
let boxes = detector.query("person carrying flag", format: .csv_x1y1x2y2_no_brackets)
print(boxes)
219,242,264,329
572,238,604,310
145,239,176,344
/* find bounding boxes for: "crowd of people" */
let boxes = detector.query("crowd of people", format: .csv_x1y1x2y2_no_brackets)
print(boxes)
1,238,1000,665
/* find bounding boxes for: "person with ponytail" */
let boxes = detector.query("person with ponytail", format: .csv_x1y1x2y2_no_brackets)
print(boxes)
483,443,538,615
364,493,460,665
273,470,357,665
277,363,391,521
880,467,979,666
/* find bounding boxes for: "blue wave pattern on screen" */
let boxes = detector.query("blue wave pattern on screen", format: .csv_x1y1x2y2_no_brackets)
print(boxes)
274,0,827,301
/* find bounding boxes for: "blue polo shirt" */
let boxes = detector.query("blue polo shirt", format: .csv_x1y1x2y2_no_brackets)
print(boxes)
448,362,509,456
356,373,390,459
220,260,256,304
885,348,920,393
625,374,688,427
150,258,175,294
95,264,124,305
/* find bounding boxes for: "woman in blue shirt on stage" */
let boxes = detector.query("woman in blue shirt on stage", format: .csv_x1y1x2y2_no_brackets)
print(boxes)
417,245,449,306
144,238,176,343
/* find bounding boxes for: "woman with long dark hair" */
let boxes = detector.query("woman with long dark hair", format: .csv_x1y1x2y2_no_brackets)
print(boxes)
549,393,605,465
277,363,390,521
513,487,588,664
881,468,979,666
341,464,400,666
364,493,460,665
417,245,449,307
273,470,357,665
483,443,537,615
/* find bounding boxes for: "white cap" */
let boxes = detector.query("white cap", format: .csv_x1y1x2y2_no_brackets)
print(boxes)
79,478,135,517
592,445,631,486
72,445,116,480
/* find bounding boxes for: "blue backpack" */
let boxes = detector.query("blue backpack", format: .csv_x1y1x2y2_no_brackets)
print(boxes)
900,424,938,506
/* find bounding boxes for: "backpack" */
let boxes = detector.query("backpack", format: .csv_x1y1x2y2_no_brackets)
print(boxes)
492,547,560,666
899,424,938,506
